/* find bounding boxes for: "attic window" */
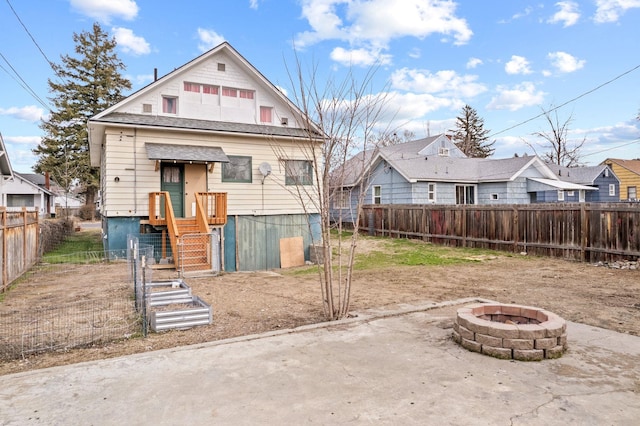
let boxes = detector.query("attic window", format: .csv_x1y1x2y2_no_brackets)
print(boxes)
184,82,200,93
438,147,450,156
281,117,288,126
142,104,152,113
218,63,226,72
260,106,272,123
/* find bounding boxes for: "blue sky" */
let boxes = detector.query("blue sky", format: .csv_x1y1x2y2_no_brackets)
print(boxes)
1,0,639,173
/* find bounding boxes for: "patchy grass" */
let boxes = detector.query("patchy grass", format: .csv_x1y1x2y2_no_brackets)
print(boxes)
285,234,500,275
42,229,104,262
353,237,496,269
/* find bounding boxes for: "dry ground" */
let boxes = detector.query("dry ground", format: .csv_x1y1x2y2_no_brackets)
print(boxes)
1,238,639,376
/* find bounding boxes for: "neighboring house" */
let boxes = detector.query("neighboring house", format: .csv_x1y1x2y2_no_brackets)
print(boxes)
536,164,620,202
331,135,597,222
0,134,55,217
88,42,322,272
602,158,640,201
3,173,55,217
19,173,85,215
0,133,14,202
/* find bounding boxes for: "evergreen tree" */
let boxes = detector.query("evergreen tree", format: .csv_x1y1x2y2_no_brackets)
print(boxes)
451,104,494,158
34,23,131,207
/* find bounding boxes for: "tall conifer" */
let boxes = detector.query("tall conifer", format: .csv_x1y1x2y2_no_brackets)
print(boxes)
451,104,494,158
34,23,131,206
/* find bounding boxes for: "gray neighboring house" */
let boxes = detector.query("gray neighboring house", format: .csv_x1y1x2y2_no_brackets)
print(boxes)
331,134,597,223
533,164,620,203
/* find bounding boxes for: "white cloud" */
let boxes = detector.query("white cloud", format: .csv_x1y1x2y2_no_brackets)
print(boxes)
408,48,421,59
3,135,41,145
197,29,225,52
487,82,546,111
505,55,532,75
0,106,45,122
466,57,483,69
330,47,392,67
249,0,259,9
391,68,487,98
548,51,585,73
382,91,464,123
594,0,640,23
69,0,138,24
498,6,536,23
295,0,472,63
112,27,150,55
548,1,581,27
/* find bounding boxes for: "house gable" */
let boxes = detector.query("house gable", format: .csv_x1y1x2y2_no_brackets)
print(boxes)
89,42,318,167
417,134,466,158
602,158,640,200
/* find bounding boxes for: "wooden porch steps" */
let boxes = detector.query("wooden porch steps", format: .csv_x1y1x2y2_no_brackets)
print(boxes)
175,218,211,271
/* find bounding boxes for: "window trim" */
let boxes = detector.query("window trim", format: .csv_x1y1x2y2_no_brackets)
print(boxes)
221,155,253,183
427,183,436,203
455,184,476,205
284,160,313,186
558,190,565,201
162,96,178,114
260,106,273,123
609,184,616,196
184,82,200,93
333,190,350,209
373,185,382,204
203,84,219,95
628,186,637,200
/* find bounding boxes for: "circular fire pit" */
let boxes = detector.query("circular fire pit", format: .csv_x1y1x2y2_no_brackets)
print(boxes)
453,303,567,361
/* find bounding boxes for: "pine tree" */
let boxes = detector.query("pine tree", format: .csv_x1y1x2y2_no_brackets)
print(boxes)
451,104,494,158
34,23,131,207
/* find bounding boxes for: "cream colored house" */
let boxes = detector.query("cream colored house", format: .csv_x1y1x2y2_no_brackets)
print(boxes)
88,42,322,272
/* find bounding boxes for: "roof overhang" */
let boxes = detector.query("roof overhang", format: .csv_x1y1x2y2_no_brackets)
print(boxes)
527,178,597,191
145,143,229,163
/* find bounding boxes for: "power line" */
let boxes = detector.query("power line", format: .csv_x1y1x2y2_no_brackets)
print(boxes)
581,137,640,158
5,0,58,75
489,63,640,138
0,52,50,111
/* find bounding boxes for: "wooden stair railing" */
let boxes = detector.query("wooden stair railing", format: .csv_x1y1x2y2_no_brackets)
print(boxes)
163,194,180,266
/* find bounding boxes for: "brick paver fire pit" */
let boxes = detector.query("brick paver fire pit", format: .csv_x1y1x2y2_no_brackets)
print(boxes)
453,303,567,361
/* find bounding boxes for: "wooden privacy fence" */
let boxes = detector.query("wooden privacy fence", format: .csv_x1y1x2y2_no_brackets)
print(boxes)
0,208,39,292
360,203,640,263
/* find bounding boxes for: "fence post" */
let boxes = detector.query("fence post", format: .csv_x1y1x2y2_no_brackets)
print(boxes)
580,203,588,262
1,207,5,291
461,205,467,248
22,208,27,271
513,206,519,254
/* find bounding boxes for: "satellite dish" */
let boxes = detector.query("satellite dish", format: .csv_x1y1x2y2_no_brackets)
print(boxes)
259,162,272,184
259,162,272,177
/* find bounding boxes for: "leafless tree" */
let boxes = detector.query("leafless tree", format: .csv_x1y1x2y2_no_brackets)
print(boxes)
276,59,392,320
526,106,585,167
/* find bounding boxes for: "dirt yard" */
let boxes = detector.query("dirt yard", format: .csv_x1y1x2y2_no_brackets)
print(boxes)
1,239,639,376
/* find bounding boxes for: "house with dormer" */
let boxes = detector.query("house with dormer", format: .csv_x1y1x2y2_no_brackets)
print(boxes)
331,134,598,223
88,42,322,272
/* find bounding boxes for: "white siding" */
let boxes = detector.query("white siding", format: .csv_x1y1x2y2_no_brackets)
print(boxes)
114,51,298,129
102,127,320,217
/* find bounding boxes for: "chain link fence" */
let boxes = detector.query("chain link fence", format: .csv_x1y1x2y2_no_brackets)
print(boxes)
0,239,153,361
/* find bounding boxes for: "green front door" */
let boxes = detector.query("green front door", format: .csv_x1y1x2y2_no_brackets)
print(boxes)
161,164,184,218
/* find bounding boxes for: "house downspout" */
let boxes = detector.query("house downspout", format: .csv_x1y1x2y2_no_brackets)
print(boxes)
133,129,138,213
